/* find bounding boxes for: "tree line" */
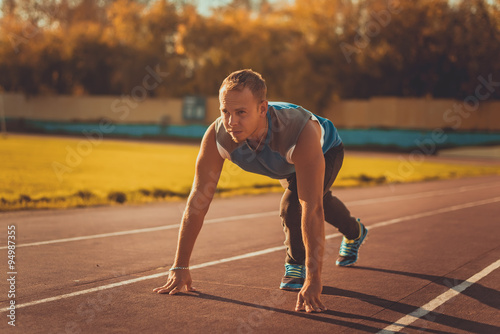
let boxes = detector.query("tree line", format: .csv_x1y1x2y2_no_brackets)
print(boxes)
1,0,499,113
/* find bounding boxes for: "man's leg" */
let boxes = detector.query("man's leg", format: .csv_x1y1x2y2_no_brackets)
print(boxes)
321,144,361,240
322,144,368,266
323,192,360,240
279,144,347,266
278,144,367,289
278,181,306,290
280,188,305,265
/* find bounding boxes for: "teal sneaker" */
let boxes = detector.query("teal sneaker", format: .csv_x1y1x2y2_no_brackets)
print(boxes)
279,263,305,290
336,220,368,267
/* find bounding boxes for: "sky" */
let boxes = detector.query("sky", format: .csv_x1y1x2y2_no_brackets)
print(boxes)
0,0,294,16
192,0,499,17
195,0,294,15
0,0,496,17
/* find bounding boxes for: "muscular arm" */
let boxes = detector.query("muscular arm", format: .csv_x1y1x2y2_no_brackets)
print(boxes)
154,123,224,294
291,120,327,312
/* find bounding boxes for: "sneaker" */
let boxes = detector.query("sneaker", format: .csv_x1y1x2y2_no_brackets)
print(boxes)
336,220,368,267
279,263,305,290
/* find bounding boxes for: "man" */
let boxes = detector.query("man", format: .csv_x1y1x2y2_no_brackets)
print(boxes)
154,69,367,313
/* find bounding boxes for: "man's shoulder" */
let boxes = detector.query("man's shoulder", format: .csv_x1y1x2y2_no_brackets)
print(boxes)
268,102,312,125
268,102,318,120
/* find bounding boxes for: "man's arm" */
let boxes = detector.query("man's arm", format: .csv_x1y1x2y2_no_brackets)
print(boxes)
154,123,224,294
291,120,327,312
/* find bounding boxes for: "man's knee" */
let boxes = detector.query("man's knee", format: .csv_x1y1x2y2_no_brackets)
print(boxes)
323,191,335,205
280,191,300,212
280,202,301,228
280,200,294,219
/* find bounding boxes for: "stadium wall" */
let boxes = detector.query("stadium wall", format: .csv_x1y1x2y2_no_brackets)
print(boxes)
2,93,500,148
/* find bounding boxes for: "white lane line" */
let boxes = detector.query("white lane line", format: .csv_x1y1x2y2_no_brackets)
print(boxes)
1,196,499,313
0,211,277,249
378,259,500,334
2,182,499,250
368,197,500,230
347,182,500,206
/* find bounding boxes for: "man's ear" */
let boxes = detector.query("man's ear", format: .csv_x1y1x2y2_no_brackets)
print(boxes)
260,100,268,116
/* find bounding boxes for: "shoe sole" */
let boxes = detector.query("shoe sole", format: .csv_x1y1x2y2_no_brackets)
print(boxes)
336,227,368,267
279,284,302,291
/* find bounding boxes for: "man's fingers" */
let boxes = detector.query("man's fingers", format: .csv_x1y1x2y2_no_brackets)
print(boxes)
186,280,196,291
153,278,177,294
154,286,171,294
296,293,327,313
304,300,314,313
154,283,195,294
304,303,322,313
295,294,304,312
311,299,326,313
318,299,327,311
153,283,172,293
310,297,326,313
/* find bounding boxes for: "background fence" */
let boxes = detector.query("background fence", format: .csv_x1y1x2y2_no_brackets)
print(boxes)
2,92,500,149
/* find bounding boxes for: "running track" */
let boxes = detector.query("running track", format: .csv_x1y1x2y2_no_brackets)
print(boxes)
1,174,499,333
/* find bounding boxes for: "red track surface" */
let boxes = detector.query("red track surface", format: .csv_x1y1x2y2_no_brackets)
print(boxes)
1,174,500,333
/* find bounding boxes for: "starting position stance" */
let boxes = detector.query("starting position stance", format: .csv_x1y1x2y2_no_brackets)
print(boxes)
154,69,368,313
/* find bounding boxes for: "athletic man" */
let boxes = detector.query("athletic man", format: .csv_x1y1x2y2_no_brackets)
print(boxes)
154,69,368,313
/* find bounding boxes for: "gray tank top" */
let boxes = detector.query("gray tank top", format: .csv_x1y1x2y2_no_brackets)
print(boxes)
214,102,342,179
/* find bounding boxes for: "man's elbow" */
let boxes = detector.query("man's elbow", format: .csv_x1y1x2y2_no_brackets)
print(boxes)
301,201,324,220
186,185,215,217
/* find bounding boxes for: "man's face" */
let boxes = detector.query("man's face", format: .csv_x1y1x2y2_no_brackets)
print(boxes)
219,87,267,143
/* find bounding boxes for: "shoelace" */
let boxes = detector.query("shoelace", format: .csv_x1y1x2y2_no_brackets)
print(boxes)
339,238,361,256
339,220,364,256
285,264,305,278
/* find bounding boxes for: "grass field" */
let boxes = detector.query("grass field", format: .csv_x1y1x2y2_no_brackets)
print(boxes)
1,134,499,211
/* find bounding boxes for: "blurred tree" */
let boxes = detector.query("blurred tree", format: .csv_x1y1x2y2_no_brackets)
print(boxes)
140,0,182,97
1,0,17,16
452,0,500,98
0,0,499,104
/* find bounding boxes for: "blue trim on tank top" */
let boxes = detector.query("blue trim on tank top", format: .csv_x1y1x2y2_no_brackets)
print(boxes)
268,102,299,110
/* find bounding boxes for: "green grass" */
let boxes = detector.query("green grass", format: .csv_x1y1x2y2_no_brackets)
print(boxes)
1,134,498,211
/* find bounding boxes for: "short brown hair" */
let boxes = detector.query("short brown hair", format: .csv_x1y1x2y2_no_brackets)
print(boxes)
219,69,267,102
